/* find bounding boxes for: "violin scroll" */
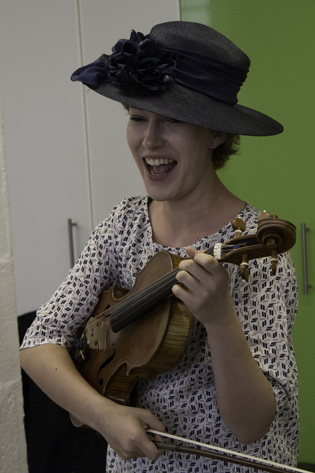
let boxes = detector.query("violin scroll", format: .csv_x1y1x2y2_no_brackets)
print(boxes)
256,211,296,276
220,212,296,281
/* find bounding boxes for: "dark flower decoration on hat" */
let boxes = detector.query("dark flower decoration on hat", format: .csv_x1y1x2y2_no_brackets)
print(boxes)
71,30,177,91
108,30,177,90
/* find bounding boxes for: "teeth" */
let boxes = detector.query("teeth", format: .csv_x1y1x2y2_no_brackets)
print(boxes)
145,158,174,166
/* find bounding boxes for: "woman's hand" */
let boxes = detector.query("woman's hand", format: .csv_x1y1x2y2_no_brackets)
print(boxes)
97,402,165,461
172,246,235,327
20,344,165,460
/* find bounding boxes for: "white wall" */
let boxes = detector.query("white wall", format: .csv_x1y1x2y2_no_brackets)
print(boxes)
0,87,28,472
0,0,180,316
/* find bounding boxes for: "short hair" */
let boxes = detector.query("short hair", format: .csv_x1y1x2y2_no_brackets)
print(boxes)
212,134,240,170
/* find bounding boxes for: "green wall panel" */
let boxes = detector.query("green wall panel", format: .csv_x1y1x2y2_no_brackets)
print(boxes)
180,0,315,464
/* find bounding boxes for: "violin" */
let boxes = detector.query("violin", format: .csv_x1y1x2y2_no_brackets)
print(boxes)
70,211,296,425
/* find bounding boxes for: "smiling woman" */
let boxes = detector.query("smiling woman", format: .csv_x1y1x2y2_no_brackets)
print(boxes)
126,107,230,216
123,103,240,170
20,21,299,473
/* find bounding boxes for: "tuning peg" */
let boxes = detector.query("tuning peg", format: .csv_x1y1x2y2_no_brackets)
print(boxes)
258,211,278,222
232,218,246,237
270,249,278,276
240,254,249,281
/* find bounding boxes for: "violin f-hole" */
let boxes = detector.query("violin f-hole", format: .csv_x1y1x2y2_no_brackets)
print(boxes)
97,349,116,386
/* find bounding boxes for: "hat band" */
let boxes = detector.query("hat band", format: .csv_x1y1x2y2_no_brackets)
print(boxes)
164,47,248,105
71,31,248,105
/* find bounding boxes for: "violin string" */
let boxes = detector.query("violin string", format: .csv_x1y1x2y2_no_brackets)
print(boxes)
85,238,259,337
84,239,255,333
147,430,310,473
84,239,254,333
109,239,254,325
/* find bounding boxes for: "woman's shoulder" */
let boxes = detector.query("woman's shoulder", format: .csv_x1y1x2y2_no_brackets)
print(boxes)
90,196,152,249
94,196,150,230
109,196,150,229
112,195,150,215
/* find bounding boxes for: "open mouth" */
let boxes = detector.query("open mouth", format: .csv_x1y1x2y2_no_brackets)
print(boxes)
144,157,177,176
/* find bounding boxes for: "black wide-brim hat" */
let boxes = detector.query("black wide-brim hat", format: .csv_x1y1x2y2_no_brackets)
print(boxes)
71,21,283,136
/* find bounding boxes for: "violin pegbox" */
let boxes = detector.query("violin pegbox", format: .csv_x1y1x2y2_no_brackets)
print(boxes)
213,216,246,260
257,211,280,276
217,212,296,282
257,211,296,276
232,218,249,281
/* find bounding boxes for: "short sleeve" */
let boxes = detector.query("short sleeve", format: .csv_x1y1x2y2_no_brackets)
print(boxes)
20,209,119,350
230,251,299,411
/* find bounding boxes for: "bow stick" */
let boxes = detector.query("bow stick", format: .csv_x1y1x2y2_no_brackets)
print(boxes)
148,430,310,473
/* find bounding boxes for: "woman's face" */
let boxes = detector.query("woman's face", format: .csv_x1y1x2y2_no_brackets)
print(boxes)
126,107,224,204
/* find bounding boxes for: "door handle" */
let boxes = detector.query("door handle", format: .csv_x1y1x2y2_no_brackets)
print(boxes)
67,218,77,268
301,223,311,295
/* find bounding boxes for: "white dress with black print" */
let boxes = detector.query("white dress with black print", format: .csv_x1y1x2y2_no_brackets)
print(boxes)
21,196,300,473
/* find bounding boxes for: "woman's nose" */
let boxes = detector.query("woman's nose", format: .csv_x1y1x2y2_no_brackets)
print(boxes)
142,122,164,150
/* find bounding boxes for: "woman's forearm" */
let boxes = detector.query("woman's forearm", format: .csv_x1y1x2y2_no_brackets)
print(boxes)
174,249,276,444
20,344,113,430
204,308,276,444
19,344,165,460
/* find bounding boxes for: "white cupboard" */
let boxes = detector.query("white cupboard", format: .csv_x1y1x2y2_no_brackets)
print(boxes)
0,0,179,315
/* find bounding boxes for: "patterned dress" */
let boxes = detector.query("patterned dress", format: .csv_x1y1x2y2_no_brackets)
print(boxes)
21,196,300,473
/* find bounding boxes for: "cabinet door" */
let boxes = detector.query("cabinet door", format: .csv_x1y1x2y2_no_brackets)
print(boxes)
0,0,92,315
181,0,315,464
0,0,180,316
78,0,180,226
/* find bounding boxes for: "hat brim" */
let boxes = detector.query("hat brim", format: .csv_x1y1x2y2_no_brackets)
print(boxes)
92,81,283,136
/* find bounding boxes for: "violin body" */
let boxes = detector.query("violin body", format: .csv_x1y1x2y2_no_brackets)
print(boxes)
71,251,194,425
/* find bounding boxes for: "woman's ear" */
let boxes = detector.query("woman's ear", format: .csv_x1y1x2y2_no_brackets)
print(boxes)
211,131,228,149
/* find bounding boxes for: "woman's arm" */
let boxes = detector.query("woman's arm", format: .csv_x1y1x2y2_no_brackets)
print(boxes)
20,344,164,460
202,302,276,444
173,247,276,444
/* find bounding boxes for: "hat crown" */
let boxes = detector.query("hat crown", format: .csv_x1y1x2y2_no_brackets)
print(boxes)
150,21,250,71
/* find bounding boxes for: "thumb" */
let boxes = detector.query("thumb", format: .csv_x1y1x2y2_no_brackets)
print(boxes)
186,246,204,258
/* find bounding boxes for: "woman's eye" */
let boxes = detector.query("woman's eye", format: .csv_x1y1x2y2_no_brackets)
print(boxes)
167,117,183,124
130,115,146,122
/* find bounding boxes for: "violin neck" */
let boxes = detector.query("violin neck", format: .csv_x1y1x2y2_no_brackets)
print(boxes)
110,246,216,333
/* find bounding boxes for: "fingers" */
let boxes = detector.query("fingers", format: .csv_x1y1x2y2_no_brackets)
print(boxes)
140,431,164,461
172,247,230,323
138,413,165,460
120,426,160,461
177,248,223,283
103,405,165,461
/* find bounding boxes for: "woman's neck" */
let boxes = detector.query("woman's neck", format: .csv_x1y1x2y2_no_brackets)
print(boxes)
148,176,245,248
